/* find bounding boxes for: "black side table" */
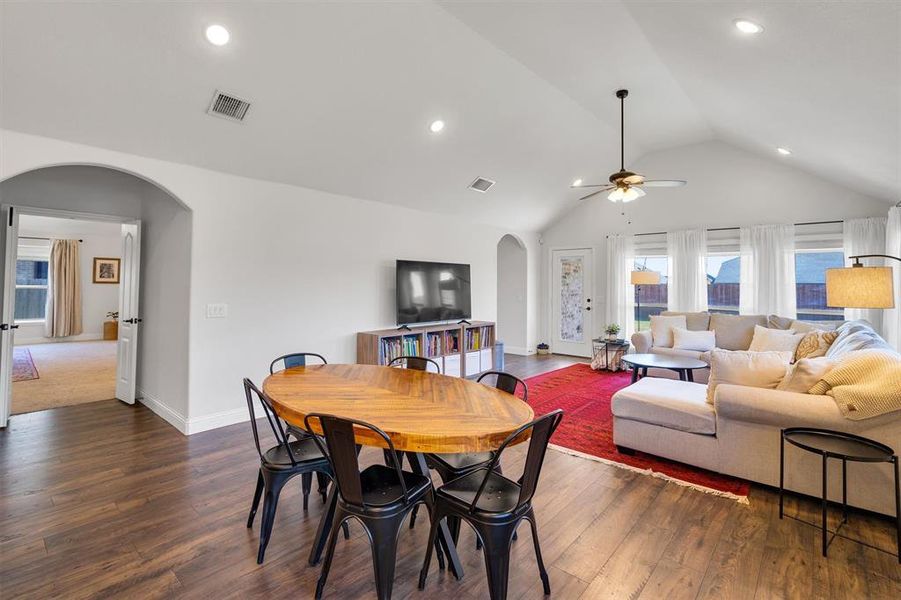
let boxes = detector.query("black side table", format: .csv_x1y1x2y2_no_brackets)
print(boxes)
780,427,900,562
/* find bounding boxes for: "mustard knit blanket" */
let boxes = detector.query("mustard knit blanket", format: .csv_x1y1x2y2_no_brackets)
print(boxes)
809,350,901,420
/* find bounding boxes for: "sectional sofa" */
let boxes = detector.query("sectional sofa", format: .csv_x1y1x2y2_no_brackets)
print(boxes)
613,315,901,516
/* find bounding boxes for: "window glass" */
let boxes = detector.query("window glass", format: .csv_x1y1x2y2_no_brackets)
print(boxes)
707,254,740,315
14,258,49,321
796,250,845,323
633,256,668,331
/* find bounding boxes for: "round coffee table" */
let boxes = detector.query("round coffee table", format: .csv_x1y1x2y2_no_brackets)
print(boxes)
620,353,708,383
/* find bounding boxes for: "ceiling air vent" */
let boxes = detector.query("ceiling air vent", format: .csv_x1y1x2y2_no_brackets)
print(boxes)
468,177,495,193
207,90,251,122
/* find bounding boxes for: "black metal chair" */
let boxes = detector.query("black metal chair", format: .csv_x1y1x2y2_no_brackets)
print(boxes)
410,371,528,539
387,355,441,373
304,413,439,600
419,409,564,600
270,352,330,499
243,378,340,564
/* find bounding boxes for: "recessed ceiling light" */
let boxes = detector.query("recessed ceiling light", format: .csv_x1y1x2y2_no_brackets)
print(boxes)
734,19,764,34
205,24,230,46
572,179,583,187
429,119,445,134
776,147,792,156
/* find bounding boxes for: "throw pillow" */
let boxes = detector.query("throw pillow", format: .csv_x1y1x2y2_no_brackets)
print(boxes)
706,350,794,404
650,315,687,349
708,313,767,351
672,327,716,352
794,330,839,361
767,314,794,330
777,357,836,393
748,325,804,356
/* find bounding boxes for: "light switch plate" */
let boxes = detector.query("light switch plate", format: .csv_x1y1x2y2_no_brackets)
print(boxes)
206,303,228,318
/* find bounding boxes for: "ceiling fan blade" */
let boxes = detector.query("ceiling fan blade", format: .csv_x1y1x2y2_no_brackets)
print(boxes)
637,179,687,187
578,187,613,201
623,174,645,185
571,183,608,189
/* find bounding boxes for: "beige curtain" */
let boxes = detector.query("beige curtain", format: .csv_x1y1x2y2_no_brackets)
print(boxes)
44,239,83,338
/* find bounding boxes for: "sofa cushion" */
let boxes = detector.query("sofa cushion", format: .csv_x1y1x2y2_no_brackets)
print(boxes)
661,311,711,331
709,313,767,350
673,327,716,352
650,315,687,348
794,330,839,360
651,346,705,361
767,314,794,330
612,378,715,435
706,349,793,404
748,325,805,355
777,356,836,393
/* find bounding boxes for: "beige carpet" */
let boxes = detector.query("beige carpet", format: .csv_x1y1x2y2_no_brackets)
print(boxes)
12,340,117,414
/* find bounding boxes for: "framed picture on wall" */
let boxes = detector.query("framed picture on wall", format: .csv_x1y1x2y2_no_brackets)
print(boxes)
93,257,121,284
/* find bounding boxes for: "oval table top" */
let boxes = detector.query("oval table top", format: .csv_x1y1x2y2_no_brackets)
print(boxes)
621,353,708,370
263,364,534,454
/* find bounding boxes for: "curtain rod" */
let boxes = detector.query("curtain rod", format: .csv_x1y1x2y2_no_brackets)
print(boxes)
610,219,844,239
19,236,83,243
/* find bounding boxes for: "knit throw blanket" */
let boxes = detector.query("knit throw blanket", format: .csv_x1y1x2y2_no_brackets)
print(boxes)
809,350,901,420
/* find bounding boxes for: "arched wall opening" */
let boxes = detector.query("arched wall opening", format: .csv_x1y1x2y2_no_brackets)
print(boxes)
0,165,193,421
496,234,528,354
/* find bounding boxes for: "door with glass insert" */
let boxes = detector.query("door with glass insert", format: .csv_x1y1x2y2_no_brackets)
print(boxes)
551,248,594,357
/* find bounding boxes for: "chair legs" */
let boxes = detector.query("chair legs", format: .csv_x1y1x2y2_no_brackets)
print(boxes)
316,472,329,503
527,510,551,595
302,472,312,510
247,469,264,528
257,469,291,564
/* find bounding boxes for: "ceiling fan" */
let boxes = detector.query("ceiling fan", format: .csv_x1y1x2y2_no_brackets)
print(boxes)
574,89,686,202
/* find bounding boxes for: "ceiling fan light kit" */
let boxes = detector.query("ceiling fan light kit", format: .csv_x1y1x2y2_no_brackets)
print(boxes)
575,88,686,203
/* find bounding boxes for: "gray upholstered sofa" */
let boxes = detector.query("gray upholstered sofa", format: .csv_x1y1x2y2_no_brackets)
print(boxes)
614,320,901,516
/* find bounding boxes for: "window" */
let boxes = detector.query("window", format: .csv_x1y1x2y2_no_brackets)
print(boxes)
706,254,740,315
15,258,49,321
633,256,668,331
795,249,845,323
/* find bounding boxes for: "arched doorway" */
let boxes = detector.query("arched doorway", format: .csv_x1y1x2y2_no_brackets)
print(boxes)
0,165,192,428
496,234,528,355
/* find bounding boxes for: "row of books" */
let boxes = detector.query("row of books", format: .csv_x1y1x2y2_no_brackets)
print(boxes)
379,336,422,363
465,326,492,351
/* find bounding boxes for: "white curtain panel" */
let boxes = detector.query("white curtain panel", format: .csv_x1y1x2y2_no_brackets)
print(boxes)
666,228,708,312
885,207,901,350
739,224,797,318
844,217,887,333
605,233,636,341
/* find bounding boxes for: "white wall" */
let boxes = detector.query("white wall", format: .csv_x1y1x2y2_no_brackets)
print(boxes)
0,129,539,433
15,215,121,344
496,234,528,353
538,140,895,343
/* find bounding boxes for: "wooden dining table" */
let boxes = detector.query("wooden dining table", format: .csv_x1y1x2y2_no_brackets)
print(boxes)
263,363,535,580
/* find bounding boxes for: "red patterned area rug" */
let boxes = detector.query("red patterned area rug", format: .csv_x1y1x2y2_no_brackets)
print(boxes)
524,363,750,503
12,347,40,382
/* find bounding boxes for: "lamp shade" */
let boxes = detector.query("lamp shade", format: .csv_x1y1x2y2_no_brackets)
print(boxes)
631,270,661,286
826,266,894,309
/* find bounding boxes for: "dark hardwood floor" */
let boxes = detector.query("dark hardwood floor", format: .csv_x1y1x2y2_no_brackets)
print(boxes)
1,354,899,599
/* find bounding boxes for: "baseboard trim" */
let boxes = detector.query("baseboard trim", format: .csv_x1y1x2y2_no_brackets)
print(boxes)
185,407,248,435
137,388,188,434
15,333,104,345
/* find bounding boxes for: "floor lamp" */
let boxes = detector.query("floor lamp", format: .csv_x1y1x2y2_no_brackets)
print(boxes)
826,254,900,309
631,270,661,331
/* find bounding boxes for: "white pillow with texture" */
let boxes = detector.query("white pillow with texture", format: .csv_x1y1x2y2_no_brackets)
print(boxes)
748,325,804,356
706,350,793,404
650,315,687,349
777,357,836,393
672,327,716,352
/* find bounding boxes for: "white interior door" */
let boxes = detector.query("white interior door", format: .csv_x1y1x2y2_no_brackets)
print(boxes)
551,248,594,357
0,205,19,427
115,222,141,404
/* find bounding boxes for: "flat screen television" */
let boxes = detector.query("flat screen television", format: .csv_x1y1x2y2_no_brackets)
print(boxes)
396,260,472,325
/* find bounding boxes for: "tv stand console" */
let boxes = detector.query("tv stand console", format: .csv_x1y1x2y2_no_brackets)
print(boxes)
357,321,495,378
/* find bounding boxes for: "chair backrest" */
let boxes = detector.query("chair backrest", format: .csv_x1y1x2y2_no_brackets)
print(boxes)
387,355,441,374
269,352,327,374
477,370,528,401
470,409,563,514
244,378,296,466
304,413,408,509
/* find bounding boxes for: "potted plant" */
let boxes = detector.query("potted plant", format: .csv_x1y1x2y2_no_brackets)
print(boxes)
537,342,550,355
604,323,621,342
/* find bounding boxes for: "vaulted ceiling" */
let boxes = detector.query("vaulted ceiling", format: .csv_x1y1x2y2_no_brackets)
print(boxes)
1,1,898,232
